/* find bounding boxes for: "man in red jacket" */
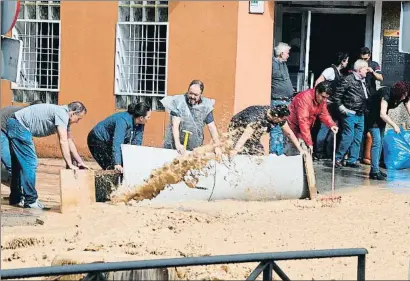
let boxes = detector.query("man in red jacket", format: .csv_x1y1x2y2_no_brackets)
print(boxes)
286,81,339,155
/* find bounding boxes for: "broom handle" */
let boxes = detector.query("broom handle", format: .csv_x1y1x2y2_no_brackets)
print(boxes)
332,131,336,197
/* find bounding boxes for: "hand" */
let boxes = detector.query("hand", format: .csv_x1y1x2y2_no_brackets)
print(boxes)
330,126,339,134
393,124,401,134
78,162,90,170
114,165,124,173
175,143,186,155
229,148,238,159
307,146,314,155
214,147,222,158
68,165,79,170
367,67,374,74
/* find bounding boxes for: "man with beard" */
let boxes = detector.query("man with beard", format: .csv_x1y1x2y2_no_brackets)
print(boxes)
161,80,222,157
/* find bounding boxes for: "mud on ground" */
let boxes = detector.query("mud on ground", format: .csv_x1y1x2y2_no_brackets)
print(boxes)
2,159,410,280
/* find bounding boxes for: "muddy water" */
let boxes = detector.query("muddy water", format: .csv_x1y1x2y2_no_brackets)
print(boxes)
110,136,235,204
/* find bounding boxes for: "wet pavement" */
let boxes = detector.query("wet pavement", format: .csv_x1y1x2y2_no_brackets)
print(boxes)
314,160,410,195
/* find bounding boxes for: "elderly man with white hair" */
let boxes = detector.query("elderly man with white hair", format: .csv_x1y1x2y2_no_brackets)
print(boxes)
333,59,369,168
270,42,294,155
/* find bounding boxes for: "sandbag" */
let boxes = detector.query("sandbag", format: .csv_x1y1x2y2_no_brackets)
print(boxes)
383,128,410,170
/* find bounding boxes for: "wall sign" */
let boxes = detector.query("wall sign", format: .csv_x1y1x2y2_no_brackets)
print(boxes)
249,1,264,14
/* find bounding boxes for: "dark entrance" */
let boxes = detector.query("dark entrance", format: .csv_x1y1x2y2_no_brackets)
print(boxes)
309,13,367,79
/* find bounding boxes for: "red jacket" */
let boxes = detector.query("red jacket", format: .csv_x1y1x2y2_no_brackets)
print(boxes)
287,89,336,147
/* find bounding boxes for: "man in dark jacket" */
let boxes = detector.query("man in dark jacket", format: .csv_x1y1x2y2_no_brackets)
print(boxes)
334,59,369,168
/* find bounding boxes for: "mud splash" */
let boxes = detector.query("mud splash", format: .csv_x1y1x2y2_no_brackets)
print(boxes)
110,137,234,204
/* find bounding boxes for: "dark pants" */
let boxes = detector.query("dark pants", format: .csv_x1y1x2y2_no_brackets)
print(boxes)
6,118,38,205
369,127,385,174
336,113,365,164
87,132,114,170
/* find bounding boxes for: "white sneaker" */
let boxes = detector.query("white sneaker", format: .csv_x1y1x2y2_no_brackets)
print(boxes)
25,199,46,210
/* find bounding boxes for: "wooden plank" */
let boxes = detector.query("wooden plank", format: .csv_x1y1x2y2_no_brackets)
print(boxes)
59,170,96,214
303,153,317,200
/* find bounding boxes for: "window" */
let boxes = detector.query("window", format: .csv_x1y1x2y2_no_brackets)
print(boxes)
11,0,61,104
115,1,168,111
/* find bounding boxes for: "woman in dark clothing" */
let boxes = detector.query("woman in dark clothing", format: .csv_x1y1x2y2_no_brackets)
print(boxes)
367,81,410,180
228,104,305,157
87,102,151,172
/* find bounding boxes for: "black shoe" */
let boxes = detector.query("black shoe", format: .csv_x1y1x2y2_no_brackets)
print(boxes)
335,161,344,168
345,162,361,168
379,170,387,177
369,172,387,180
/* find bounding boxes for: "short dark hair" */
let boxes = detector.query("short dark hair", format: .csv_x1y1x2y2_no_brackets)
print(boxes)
127,102,151,118
29,100,43,106
391,81,410,100
68,101,87,114
188,80,204,94
335,52,349,65
315,81,334,95
269,104,290,118
360,47,371,55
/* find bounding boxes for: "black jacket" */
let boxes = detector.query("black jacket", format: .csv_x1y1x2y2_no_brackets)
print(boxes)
333,73,369,115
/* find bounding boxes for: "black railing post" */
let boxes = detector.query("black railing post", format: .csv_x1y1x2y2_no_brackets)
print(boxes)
262,261,273,281
272,261,291,281
357,254,366,281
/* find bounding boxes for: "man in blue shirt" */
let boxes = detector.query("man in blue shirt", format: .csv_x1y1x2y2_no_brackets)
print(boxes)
87,102,151,173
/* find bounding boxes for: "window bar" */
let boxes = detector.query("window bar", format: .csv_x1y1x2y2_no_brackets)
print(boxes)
152,24,156,95
144,25,148,95
138,26,143,97
35,22,39,90
48,22,51,90
132,25,136,94
128,25,133,95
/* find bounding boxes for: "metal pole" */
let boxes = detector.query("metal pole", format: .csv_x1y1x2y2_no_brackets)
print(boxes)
272,262,291,281
262,261,273,281
357,254,366,281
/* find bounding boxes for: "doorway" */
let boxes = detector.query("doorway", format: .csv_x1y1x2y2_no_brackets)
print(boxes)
274,3,373,91
309,14,367,81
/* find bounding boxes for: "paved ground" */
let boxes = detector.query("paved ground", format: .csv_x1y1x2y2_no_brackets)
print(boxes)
1,158,409,226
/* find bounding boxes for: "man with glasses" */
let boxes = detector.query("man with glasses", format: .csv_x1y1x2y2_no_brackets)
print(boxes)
286,81,338,156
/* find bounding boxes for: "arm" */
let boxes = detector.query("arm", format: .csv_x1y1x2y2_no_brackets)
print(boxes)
233,125,254,153
370,62,383,82
294,98,314,147
334,78,351,114
130,125,144,146
380,99,400,133
281,122,305,154
56,126,76,169
67,130,87,167
207,121,220,145
314,75,325,87
171,116,185,154
112,118,128,167
318,103,336,129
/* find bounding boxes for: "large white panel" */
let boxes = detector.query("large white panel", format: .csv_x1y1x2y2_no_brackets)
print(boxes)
121,145,307,205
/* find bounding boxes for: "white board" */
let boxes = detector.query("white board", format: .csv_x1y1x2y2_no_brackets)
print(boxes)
121,145,307,205
1,37,23,83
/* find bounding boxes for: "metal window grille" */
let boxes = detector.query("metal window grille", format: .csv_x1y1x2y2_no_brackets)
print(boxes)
115,1,169,111
11,0,61,104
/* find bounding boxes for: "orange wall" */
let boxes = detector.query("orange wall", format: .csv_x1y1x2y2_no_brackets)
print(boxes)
2,1,275,159
234,1,275,153
167,1,240,142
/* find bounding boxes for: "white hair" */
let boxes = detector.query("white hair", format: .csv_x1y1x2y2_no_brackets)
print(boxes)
354,59,368,71
274,42,291,57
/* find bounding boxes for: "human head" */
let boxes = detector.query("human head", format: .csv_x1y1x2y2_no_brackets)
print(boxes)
29,100,43,106
360,47,371,62
315,81,333,104
267,104,290,125
353,59,369,78
391,81,410,102
335,52,349,69
127,102,151,124
67,101,87,124
187,80,204,105
274,42,291,62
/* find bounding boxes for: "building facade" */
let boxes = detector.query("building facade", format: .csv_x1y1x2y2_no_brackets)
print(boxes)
1,1,408,158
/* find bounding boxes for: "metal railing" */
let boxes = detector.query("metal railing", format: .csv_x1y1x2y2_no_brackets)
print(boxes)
0,248,368,280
